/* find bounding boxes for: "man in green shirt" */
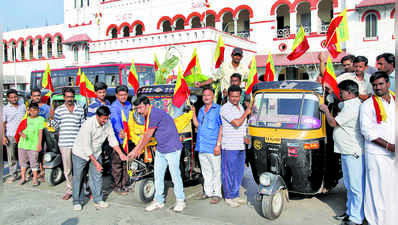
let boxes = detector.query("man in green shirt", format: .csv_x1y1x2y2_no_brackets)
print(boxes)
17,103,44,186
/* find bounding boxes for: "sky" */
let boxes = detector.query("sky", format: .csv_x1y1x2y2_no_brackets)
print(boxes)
0,0,64,32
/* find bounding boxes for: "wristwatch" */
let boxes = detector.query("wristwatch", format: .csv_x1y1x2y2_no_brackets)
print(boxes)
216,142,221,147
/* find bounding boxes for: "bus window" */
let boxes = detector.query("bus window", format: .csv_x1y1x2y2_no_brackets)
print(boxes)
68,77,74,86
105,74,116,87
95,75,99,84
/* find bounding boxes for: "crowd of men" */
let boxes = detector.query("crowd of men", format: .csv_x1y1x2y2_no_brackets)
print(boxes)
2,48,396,224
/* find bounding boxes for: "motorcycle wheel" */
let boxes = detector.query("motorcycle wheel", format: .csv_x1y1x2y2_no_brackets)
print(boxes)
135,178,155,203
45,167,64,186
259,190,284,220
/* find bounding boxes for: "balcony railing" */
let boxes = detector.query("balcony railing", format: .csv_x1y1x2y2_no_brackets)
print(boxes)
321,23,330,34
277,28,290,38
237,31,250,39
296,25,311,34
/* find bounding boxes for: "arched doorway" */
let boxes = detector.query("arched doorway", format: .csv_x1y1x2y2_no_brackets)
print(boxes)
175,18,185,30
191,16,201,28
276,4,290,38
122,26,130,37
296,2,311,33
205,14,215,27
222,12,234,34
318,0,333,34
237,9,250,38
162,20,172,32
46,37,52,58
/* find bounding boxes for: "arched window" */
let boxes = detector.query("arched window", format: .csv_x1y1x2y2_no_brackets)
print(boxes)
237,9,250,38
111,28,118,39
3,43,8,62
296,2,311,33
47,38,52,58
27,39,33,59
318,0,333,34
222,12,234,34
162,20,172,32
205,14,215,28
84,45,89,62
73,46,79,63
20,40,25,61
122,26,130,37
56,36,63,57
135,24,143,36
37,38,43,59
175,19,185,30
11,42,16,61
365,13,377,38
191,16,201,28
276,4,290,38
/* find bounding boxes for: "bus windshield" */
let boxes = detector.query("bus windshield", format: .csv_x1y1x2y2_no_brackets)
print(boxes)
248,93,321,129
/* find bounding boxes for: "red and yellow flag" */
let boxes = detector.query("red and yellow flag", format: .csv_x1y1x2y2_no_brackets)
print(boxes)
80,72,97,98
245,56,258,94
323,56,340,99
76,68,81,86
154,53,160,72
41,91,52,104
121,110,130,153
214,35,225,69
264,52,275,82
173,66,190,107
14,112,28,143
183,48,197,77
326,9,349,58
372,91,395,124
42,63,54,92
287,26,310,61
128,58,140,94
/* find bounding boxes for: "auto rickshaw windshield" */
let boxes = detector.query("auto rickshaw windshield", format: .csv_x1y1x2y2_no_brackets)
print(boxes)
248,93,321,129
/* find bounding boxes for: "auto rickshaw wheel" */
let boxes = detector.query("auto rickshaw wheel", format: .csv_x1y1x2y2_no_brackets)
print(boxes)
260,190,284,220
45,167,64,186
135,178,155,203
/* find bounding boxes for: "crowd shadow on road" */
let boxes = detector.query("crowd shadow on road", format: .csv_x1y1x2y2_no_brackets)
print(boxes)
61,217,79,225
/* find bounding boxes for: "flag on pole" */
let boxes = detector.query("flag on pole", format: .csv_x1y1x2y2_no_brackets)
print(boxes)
121,110,130,153
326,9,349,58
183,48,197,77
287,26,310,61
41,91,52,104
173,66,191,107
76,68,81,86
245,56,258,94
323,56,340,99
80,72,97,98
128,58,140,94
14,112,28,143
214,35,225,69
264,52,275,82
154,53,160,72
42,63,54,92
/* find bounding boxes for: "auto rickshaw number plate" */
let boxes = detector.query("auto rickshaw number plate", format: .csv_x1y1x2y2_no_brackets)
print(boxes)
253,140,262,150
264,136,281,144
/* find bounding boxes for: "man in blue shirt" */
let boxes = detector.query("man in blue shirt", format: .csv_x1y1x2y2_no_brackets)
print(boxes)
192,86,223,204
110,85,131,195
87,82,111,118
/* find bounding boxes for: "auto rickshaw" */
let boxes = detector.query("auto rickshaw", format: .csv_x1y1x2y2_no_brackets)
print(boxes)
127,84,203,203
247,80,341,220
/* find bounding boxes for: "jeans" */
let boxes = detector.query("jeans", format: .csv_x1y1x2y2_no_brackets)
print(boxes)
5,136,18,176
154,150,185,204
341,154,365,224
72,154,103,205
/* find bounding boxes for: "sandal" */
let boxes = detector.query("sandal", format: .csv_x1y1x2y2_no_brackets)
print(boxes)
210,196,221,204
196,194,209,200
19,179,27,186
32,179,40,187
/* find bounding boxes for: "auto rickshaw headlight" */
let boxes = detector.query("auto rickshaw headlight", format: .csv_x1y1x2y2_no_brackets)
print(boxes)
44,153,53,162
130,161,139,171
259,173,271,186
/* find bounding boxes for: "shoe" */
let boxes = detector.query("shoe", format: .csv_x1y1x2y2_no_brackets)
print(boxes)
73,204,82,211
114,188,128,196
234,197,247,205
62,193,72,200
196,194,209,200
19,179,27,186
334,213,349,221
145,200,164,212
225,199,240,208
173,199,186,212
94,201,109,209
210,196,221,204
340,221,361,225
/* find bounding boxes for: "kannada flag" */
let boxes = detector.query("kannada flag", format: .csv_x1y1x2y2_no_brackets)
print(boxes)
14,112,28,143
323,56,340,99
326,9,349,58
42,63,55,92
287,26,310,61
214,35,225,69
183,48,197,77
264,52,275,82
245,56,258,94
154,53,160,72
80,72,97,98
373,91,395,124
121,110,130,153
173,66,190,107
41,91,52,104
76,68,81,86
128,58,140,94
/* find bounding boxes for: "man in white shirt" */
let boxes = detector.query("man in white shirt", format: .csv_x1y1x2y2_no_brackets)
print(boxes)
360,71,397,225
376,53,395,92
71,106,127,211
320,80,365,225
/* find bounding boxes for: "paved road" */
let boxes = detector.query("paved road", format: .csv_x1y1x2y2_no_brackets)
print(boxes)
1,166,347,225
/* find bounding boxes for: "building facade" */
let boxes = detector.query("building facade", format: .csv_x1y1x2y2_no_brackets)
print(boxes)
2,0,396,90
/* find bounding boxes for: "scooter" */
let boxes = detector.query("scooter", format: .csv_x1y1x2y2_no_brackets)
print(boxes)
43,127,65,186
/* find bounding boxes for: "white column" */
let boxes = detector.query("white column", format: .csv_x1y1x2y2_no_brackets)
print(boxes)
290,12,297,34
7,45,12,61
52,41,57,58
216,21,222,31
233,17,238,35
34,40,39,59
311,10,321,34
16,43,21,61
25,42,30,60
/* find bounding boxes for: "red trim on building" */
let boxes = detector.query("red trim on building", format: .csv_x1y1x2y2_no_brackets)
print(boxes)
131,20,145,32
361,10,381,22
118,22,132,34
100,0,120,4
292,0,313,10
106,24,118,36
172,14,186,25
271,0,294,16
34,35,43,43
68,21,92,28
186,12,202,25
3,55,65,64
43,33,53,41
8,38,16,45
250,20,275,24
25,36,34,45
201,10,218,22
334,9,355,15
234,5,254,18
53,32,64,41
273,33,326,40
217,7,234,19
363,36,379,42
16,37,25,46
157,16,172,29
391,8,395,18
